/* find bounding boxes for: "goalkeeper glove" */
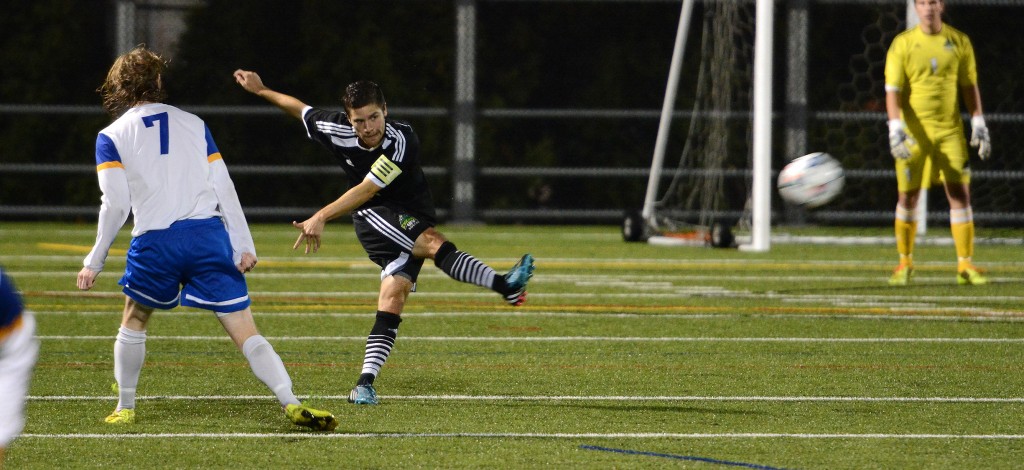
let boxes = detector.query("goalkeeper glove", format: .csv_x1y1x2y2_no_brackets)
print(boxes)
888,119,914,160
970,115,991,160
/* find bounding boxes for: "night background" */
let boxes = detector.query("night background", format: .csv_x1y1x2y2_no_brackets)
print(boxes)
1,0,1021,225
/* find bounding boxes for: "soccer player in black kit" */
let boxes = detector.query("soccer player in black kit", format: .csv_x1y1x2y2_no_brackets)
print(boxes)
234,70,535,405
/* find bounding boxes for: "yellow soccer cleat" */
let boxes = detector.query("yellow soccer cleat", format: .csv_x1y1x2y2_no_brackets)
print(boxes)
888,264,913,286
285,403,338,431
958,266,988,285
104,408,135,424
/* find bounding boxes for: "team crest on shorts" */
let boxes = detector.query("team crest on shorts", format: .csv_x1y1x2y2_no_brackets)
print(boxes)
399,214,419,231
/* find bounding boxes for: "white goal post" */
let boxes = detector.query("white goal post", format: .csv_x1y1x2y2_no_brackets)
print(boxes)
641,0,930,251
742,0,775,252
642,0,773,251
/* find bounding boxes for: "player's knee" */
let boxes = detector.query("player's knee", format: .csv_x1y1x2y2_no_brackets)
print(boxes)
433,241,457,267
116,325,147,345
378,296,407,313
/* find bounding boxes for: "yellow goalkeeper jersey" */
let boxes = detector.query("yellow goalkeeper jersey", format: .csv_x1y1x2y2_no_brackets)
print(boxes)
884,23,977,131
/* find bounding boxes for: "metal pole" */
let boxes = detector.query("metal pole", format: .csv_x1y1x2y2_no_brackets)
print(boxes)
116,0,137,56
452,0,478,222
740,0,774,252
641,0,696,223
783,0,809,225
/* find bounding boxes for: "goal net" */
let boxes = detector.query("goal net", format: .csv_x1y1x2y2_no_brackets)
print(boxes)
630,0,1024,248
624,0,756,247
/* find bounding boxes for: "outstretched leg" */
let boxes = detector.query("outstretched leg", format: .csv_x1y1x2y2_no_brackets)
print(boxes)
415,228,535,305
219,308,337,431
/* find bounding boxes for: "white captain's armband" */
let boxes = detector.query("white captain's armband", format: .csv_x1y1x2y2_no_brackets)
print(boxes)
368,155,402,187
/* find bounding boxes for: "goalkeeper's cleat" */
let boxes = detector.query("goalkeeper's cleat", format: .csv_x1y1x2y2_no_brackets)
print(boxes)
502,254,535,306
958,266,988,285
888,264,913,286
104,408,135,425
285,403,338,431
348,384,379,405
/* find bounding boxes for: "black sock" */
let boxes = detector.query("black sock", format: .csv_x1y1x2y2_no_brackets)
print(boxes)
434,241,504,292
356,311,402,386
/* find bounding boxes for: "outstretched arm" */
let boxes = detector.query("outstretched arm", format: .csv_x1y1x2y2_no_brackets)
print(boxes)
292,179,381,254
233,69,308,120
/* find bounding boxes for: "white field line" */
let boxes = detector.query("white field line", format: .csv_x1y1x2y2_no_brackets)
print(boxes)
24,310,1024,322
6,225,1023,244
33,335,1024,343
6,270,1002,283
19,432,1024,439
27,394,1024,403
3,228,615,241
8,251,1024,266
24,289,1024,304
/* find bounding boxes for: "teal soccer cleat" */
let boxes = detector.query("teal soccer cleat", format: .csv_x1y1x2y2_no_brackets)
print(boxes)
503,254,535,306
348,384,379,405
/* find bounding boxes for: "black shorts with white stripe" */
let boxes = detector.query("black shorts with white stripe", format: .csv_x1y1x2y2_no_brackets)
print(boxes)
353,205,431,282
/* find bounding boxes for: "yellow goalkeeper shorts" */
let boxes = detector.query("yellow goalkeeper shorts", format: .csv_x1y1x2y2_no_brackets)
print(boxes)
895,124,971,193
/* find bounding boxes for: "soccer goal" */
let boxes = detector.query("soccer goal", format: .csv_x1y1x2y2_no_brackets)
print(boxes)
626,0,991,250
622,0,765,249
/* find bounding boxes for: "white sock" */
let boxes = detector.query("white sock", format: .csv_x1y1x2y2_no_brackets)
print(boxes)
242,335,299,407
114,326,146,410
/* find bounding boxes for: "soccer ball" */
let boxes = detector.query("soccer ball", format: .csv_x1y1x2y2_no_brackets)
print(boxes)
777,152,845,208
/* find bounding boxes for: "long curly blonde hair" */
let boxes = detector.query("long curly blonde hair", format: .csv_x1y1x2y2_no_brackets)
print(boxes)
98,45,168,117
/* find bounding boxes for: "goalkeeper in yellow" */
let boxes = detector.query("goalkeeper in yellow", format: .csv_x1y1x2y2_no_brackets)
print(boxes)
884,0,991,286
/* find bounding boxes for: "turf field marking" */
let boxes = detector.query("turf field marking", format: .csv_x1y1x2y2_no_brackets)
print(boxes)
34,335,1024,343
27,394,1024,403
36,243,125,256
23,289,1024,305
7,253,1024,270
25,309,1024,321
2,268,1016,284
19,432,1024,439
580,445,786,469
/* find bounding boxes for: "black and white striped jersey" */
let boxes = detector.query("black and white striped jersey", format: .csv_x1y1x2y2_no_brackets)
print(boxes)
302,106,437,224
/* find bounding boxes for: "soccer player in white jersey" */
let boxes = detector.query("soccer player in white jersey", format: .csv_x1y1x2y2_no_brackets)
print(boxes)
884,0,991,285
77,46,336,430
0,268,38,467
233,69,535,405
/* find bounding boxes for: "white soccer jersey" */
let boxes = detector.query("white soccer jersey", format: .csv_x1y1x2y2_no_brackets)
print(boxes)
83,103,255,271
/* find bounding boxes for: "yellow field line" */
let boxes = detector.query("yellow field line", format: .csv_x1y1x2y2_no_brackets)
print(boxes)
37,243,126,256
27,243,1024,273
25,299,1024,318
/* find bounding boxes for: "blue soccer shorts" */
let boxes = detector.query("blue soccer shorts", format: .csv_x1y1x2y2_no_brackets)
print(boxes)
120,218,251,314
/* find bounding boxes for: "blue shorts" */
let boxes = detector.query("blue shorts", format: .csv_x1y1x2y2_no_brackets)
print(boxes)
120,218,251,313
0,269,24,332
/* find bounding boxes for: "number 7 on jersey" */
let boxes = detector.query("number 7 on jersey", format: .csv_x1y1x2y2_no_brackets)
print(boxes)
142,112,169,155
